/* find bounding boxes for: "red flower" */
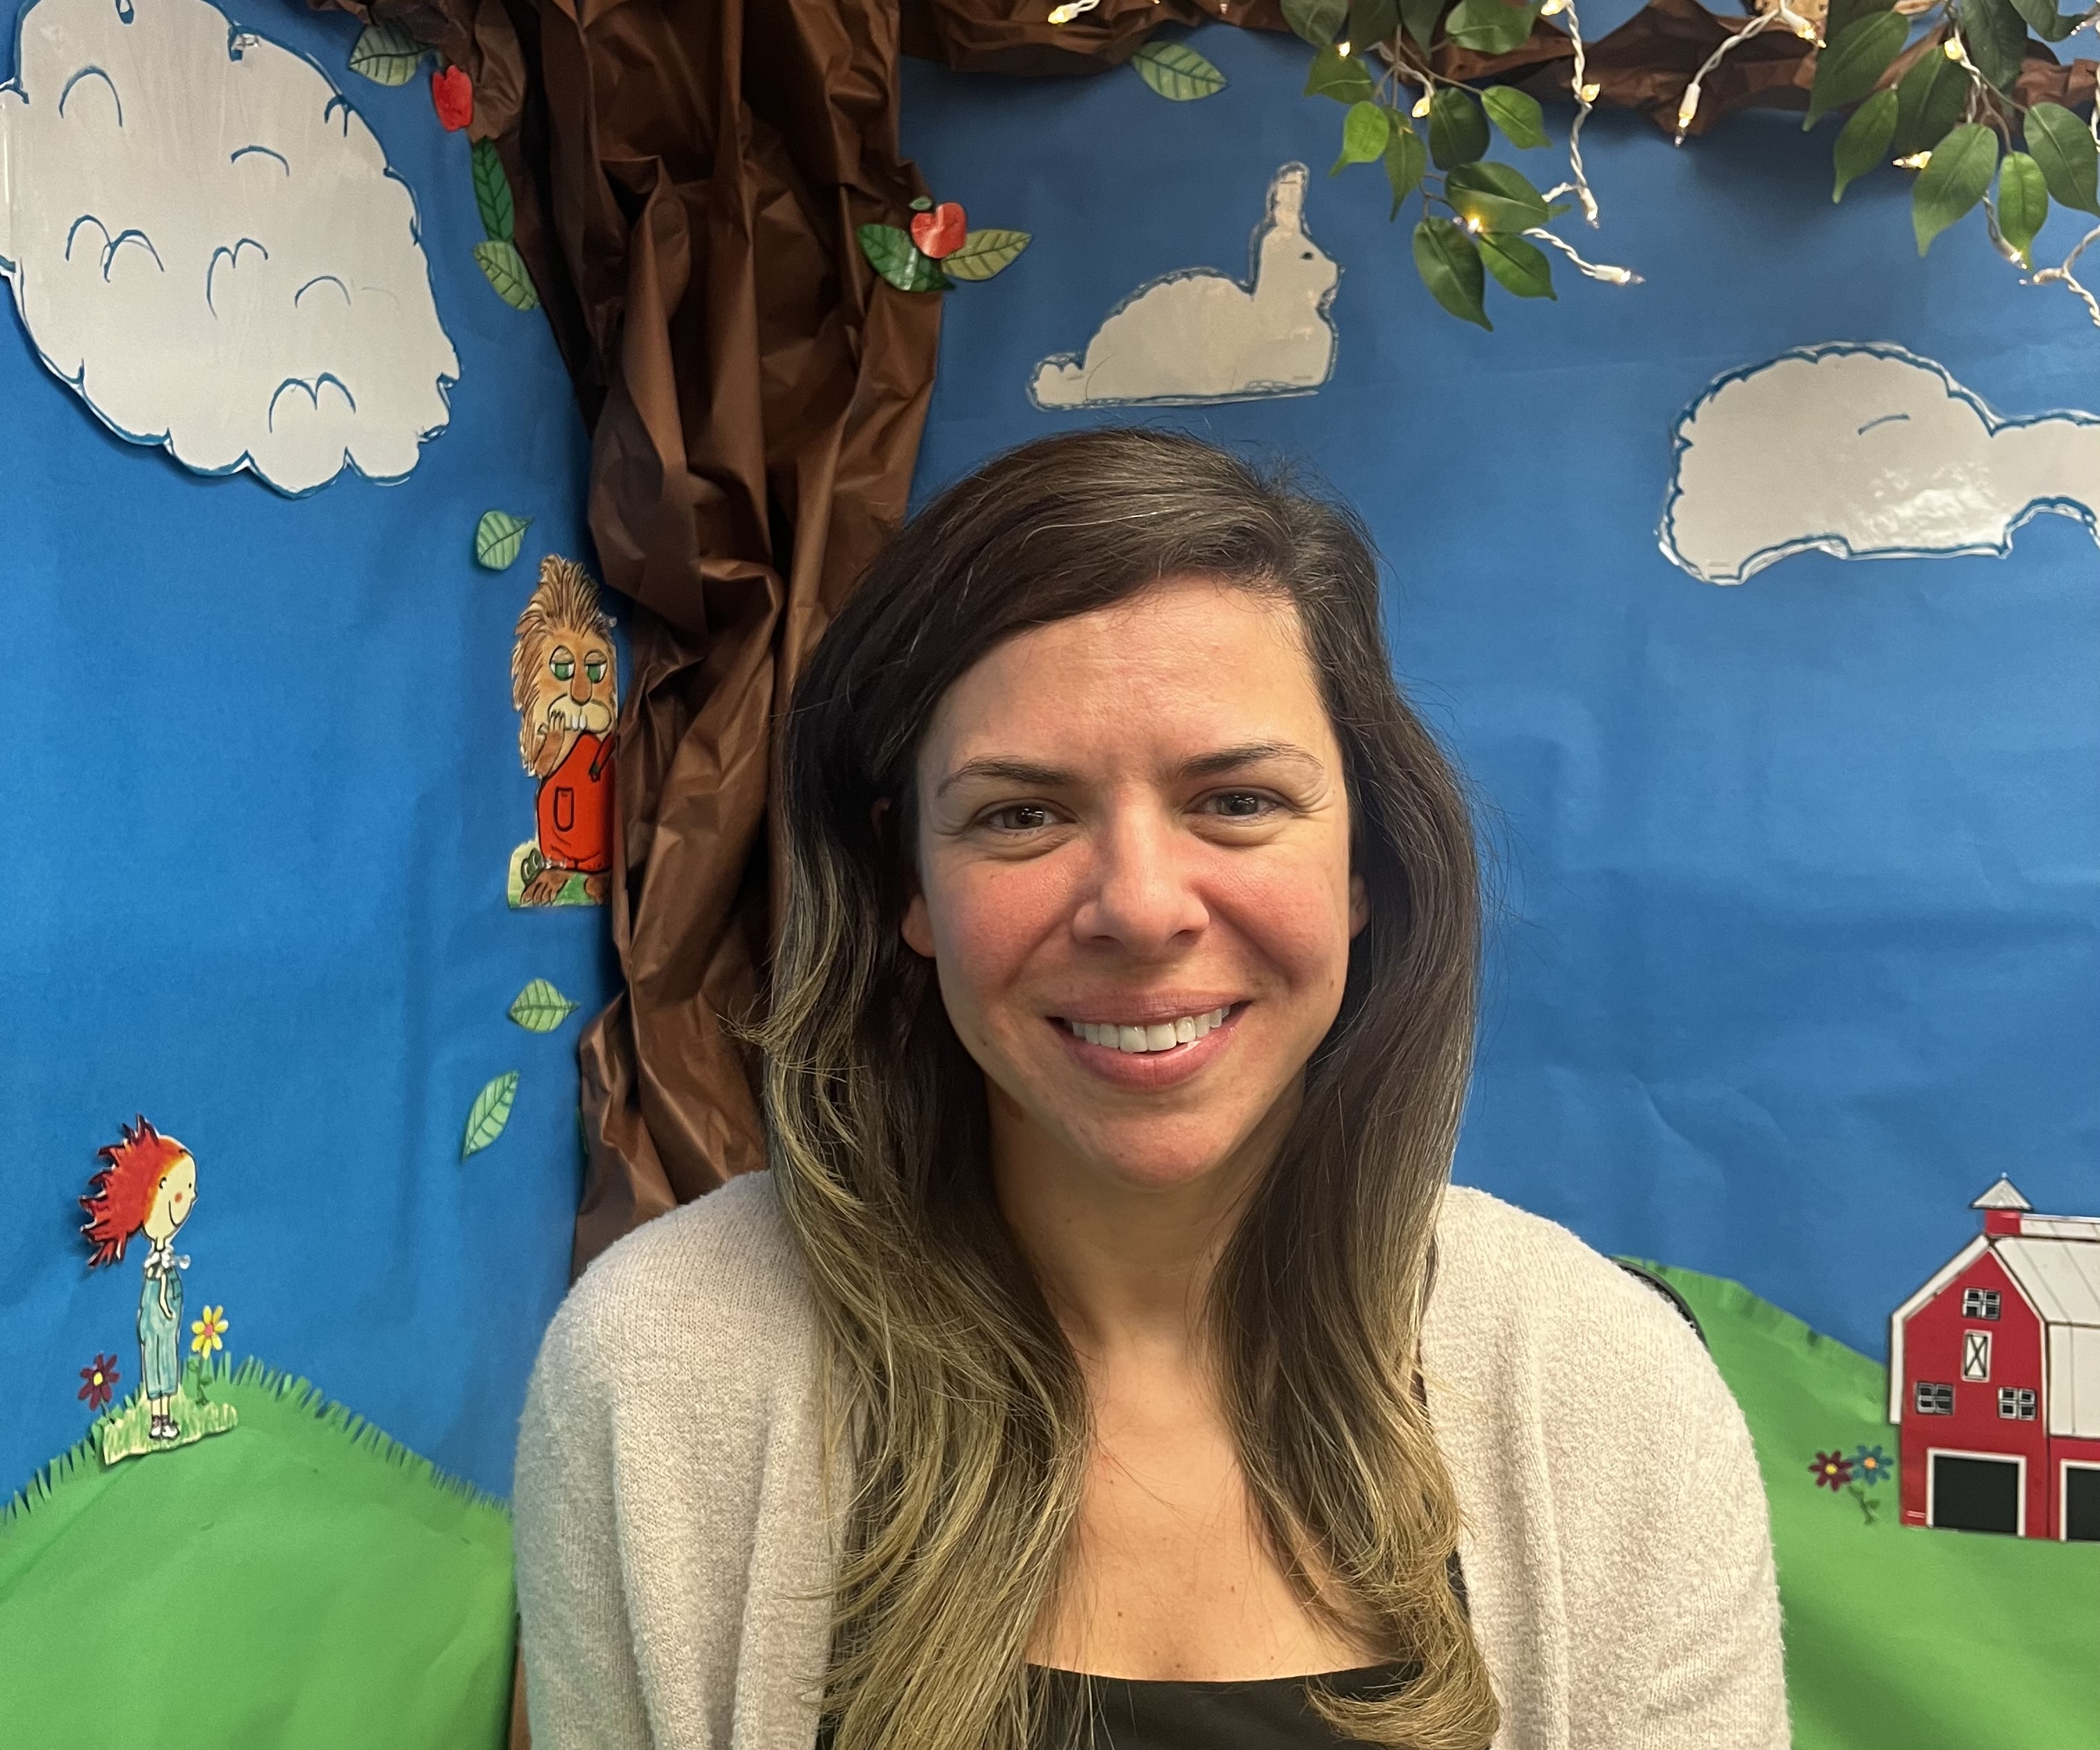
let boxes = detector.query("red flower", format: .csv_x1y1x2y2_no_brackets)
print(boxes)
910,202,967,261
78,1352,120,1412
432,66,473,133
1810,1450,1853,1491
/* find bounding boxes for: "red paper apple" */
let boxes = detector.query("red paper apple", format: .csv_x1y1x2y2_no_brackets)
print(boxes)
909,202,967,261
432,66,474,133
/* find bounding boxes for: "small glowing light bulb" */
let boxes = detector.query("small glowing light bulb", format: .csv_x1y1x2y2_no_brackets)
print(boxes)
1338,38,1352,54
1943,33,1964,58
1895,149,1933,169
1463,213,1482,234
1413,92,1434,117
1578,81,1600,104
1677,91,1698,131
1540,0,1567,14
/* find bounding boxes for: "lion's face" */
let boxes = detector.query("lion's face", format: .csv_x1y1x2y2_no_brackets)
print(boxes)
513,557,617,776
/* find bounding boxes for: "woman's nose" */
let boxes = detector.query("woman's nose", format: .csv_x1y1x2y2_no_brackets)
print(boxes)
1073,813,1207,951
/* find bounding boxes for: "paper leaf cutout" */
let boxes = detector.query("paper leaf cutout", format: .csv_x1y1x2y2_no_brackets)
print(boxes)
1131,40,1228,101
475,509,532,570
856,224,950,293
471,140,516,243
461,1072,519,1158
943,229,1031,283
348,22,423,85
474,239,541,311
508,978,580,1032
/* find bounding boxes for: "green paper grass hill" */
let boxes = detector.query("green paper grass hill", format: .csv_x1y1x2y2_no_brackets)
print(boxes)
1642,1262,2100,1750
0,1357,514,1750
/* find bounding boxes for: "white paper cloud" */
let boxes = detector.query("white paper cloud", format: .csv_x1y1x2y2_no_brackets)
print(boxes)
0,0,459,494
1660,343,2100,585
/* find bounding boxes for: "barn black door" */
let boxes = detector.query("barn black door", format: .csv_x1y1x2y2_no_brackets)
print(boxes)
1930,1454,2021,1535
2065,1466,2100,1542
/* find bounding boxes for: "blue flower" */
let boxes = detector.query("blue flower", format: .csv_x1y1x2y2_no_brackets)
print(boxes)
1849,1445,1892,1488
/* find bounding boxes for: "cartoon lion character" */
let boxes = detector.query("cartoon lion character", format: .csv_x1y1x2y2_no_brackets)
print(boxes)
510,556,618,907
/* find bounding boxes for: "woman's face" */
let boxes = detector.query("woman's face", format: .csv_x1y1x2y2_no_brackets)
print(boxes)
903,578,1367,1194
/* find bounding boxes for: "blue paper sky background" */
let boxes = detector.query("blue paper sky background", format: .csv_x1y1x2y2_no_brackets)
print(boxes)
0,0,607,1499
903,18,2100,1364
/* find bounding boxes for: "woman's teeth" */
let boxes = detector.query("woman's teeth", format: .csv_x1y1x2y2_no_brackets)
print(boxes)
1065,1008,1230,1054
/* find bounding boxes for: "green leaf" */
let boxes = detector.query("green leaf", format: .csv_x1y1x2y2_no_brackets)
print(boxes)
1398,0,1446,49
1482,85,1550,149
1892,36,1968,157
1832,88,1898,200
2025,101,2100,213
1349,0,1403,47
1427,88,1490,169
471,140,516,243
1912,122,2000,253
461,1072,519,1159
348,22,423,86
1384,124,1429,217
855,223,949,293
475,509,532,570
1131,40,1228,100
1283,0,1350,44
1413,218,1491,328
473,239,541,311
1305,43,1377,102
509,978,581,1032
1823,0,1896,41
2007,0,2092,41
1445,159,1550,232
1955,0,2026,92
1445,0,1539,54
1804,10,1909,129
1996,150,2050,265
942,228,1031,281
1478,231,1555,298
1332,101,1393,174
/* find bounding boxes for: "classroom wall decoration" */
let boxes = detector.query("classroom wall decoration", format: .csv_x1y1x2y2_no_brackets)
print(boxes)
1028,161,1341,407
0,0,606,1740
507,555,617,909
0,0,459,493
1663,343,2100,584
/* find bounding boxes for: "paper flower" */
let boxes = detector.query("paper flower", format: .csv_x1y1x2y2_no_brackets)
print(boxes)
1848,1444,1892,1488
190,1305,229,1357
77,1352,120,1411
1809,1450,1854,1491
432,65,473,133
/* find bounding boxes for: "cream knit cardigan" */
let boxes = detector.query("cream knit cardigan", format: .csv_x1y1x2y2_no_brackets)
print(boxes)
514,1172,1789,1749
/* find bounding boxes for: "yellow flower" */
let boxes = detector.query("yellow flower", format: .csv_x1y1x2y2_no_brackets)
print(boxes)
190,1305,229,1356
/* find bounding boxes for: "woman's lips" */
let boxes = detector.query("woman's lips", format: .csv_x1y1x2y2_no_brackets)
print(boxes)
1051,1002,1245,1089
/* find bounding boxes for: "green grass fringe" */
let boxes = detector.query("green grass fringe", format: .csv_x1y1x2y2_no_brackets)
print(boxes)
6,1353,507,1525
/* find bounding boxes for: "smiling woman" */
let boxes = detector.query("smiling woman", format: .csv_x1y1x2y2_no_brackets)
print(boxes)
512,430,1788,1750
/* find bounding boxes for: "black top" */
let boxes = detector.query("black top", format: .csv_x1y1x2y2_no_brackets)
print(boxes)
1030,1661,1420,1749
814,1662,1418,1749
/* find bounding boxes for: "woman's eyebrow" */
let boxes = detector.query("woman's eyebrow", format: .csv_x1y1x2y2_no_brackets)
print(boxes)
935,756,1074,799
1178,741,1324,780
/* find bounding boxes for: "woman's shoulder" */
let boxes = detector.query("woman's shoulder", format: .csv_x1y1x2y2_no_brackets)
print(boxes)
529,1170,817,1408
1427,1183,1727,1416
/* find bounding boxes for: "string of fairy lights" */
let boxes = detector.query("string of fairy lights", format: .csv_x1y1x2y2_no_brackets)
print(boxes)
1035,2,2100,324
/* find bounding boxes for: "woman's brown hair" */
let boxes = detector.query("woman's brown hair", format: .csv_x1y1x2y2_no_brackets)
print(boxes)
759,427,1499,1750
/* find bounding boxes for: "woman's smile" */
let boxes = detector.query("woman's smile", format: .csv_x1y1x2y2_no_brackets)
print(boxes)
1053,1001,1245,1086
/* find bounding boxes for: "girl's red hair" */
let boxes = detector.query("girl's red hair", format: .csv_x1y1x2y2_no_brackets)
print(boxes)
80,1118,188,1268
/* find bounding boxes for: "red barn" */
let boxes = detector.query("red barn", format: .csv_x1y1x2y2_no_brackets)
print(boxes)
1889,1178,2100,1539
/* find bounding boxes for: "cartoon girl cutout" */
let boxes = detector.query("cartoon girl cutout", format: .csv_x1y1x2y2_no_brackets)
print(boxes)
81,1118,197,1443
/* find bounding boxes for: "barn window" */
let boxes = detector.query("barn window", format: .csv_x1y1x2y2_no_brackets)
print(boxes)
1914,1381,1955,1415
1997,1387,2037,1420
1962,1331,1992,1381
1962,1288,2001,1320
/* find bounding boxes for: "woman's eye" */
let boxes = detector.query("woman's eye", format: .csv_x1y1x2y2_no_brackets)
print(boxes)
984,803,1054,831
1207,790,1274,819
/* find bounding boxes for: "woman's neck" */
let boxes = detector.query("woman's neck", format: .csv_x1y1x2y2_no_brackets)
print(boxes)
988,1084,1297,1361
